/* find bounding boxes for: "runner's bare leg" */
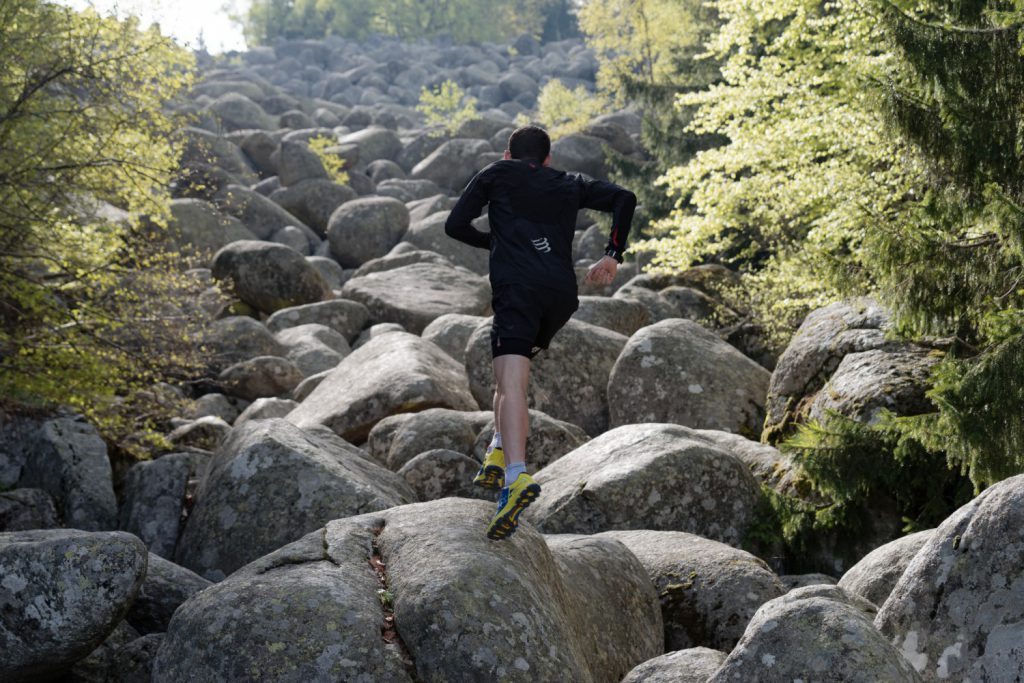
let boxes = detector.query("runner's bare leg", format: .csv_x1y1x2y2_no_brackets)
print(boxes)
493,354,530,467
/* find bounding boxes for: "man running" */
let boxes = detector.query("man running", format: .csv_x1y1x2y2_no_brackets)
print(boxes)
445,125,636,540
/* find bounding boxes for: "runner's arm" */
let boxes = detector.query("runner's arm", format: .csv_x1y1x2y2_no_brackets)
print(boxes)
578,177,637,263
445,170,492,249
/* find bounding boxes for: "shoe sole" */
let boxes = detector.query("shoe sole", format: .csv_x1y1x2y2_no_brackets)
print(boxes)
486,483,541,540
473,465,504,490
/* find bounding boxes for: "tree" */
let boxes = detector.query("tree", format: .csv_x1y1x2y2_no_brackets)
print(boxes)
859,0,1024,487
0,0,209,456
633,0,920,345
577,0,724,240
243,0,560,45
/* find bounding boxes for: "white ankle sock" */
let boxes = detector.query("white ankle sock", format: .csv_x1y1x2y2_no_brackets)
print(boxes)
504,462,526,485
490,432,502,450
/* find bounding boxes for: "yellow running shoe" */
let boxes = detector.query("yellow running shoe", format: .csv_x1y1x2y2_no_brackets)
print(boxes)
486,472,541,541
473,446,505,489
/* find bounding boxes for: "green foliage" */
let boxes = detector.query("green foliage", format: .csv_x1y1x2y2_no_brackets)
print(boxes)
578,0,725,246
770,410,973,568
307,135,350,185
243,0,560,45
416,80,479,137
634,0,920,337
0,0,208,457
859,0,1024,486
521,80,607,139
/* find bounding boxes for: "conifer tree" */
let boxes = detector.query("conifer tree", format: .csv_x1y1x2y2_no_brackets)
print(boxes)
863,0,1024,486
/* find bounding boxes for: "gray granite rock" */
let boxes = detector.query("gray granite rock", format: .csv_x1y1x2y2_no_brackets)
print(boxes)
572,295,650,336
401,210,490,274
203,316,284,370
709,591,922,682
327,195,410,267
421,312,487,363
0,529,147,681
1,415,117,531
233,397,300,426
265,299,370,342
118,452,200,558
397,448,485,501
127,553,211,634
166,416,231,452
0,488,59,531
608,319,771,438
287,331,478,443
875,474,1024,682
211,240,331,315
838,530,933,609
471,409,590,472
175,418,414,581
527,423,762,546
622,647,728,683
411,138,493,191
218,355,304,401
598,530,786,651
340,262,491,334
274,322,350,376
465,318,627,436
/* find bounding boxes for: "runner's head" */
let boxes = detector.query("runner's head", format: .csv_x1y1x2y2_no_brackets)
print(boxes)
506,125,551,166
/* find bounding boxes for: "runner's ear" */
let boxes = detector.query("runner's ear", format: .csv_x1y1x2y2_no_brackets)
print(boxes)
503,150,512,160
542,153,552,167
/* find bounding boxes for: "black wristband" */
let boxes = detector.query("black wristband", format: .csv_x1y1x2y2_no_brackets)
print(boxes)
604,247,623,264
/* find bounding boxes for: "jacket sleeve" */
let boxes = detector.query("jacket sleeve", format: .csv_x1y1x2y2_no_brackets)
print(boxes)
578,176,638,263
444,169,492,250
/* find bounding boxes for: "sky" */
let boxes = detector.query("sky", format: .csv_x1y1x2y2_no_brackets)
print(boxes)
60,0,250,53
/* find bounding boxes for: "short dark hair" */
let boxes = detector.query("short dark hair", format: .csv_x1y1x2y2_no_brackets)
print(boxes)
508,125,551,162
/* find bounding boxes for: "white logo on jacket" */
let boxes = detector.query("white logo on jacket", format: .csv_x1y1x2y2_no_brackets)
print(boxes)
531,237,552,253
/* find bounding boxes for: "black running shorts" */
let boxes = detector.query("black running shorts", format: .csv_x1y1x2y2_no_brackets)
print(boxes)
490,284,579,359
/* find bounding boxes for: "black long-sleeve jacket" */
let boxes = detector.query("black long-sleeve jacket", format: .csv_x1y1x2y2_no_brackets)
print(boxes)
444,159,637,292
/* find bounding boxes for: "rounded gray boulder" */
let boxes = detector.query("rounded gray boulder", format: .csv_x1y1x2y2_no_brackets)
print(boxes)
211,240,332,315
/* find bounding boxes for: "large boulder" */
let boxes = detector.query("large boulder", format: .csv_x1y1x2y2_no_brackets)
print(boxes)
273,323,350,376
551,134,609,178
397,448,484,501
598,530,786,651
214,183,316,241
162,198,256,259
572,295,650,336
338,125,403,162
808,349,940,424
205,92,274,130
202,315,284,370
271,140,329,186
211,240,332,315
287,332,479,443
401,210,490,275
875,474,1024,682
0,489,59,531
709,590,922,682
217,355,304,401
351,246,454,278
465,318,627,435
526,423,762,546
837,530,934,608
411,139,494,191
127,553,211,635
265,299,370,343
340,262,491,334
608,319,771,438
370,407,492,471
0,415,117,531
118,452,200,559
421,312,486,363
267,179,356,236
622,647,728,683
763,298,894,443
174,419,414,581
155,498,661,682
178,126,259,184
0,529,147,681
326,195,410,267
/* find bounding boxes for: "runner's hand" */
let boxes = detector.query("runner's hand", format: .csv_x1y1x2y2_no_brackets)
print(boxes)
585,256,618,286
